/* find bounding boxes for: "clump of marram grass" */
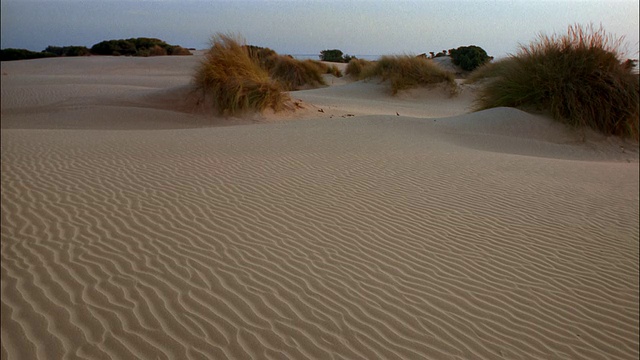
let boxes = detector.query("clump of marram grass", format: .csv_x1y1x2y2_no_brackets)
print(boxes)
269,56,327,90
360,55,456,95
345,58,374,79
245,48,340,89
475,24,639,139
192,34,288,115
465,58,514,84
316,62,343,78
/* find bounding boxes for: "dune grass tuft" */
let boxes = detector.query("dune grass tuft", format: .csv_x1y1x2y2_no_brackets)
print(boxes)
268,56,328,90
192,34,288,115
345,58,374,79
465,58,514,84
475,24,639,139
245,48,338,90
359,55,456,95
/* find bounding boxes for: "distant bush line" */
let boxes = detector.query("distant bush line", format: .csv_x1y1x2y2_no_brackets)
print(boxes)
1,37,191,61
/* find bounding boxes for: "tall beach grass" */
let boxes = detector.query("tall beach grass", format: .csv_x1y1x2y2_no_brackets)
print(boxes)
475,24,639,139
359,55,456,95
268,57,328,90
345,58,374,79
192,34,288,115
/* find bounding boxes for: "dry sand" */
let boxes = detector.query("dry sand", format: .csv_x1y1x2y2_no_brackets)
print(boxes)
1,54,638,360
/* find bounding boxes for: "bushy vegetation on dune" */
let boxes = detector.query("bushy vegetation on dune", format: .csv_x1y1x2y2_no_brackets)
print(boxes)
44,46,91,57
319,49,354,63
90,37,191,56
449,45,491,71
475,24,640,139
192,34,288,115
359,55,456,95
0,48,56,61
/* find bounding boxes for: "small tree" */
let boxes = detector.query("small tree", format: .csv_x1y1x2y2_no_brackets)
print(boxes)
320,49,344,62
449,45,490,71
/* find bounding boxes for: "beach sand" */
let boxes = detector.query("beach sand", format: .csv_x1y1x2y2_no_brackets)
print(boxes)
1,55,638,359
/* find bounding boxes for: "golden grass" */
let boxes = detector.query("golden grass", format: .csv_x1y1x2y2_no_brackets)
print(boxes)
360,55,456,95
475,24,639,139
465,58,513,84
192,34,288,115
269,57,327,90
345,58,374,79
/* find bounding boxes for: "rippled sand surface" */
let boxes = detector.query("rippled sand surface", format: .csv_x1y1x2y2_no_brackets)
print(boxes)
2,56,638,360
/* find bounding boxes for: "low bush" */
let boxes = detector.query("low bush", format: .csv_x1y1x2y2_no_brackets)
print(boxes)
320,49,353,63
168,46,192,56
449,45,490,71
360,55,456,94
192,34,288,115
90,37,191,56
44,46,90,57
475,24,639,139
0,48,56,61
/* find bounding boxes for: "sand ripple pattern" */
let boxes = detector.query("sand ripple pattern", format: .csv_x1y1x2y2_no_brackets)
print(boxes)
2,118,639,360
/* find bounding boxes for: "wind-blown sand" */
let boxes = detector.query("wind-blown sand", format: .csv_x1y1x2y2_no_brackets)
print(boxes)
1,55,638,360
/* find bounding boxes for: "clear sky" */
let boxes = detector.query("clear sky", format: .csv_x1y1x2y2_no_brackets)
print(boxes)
1,0,638,58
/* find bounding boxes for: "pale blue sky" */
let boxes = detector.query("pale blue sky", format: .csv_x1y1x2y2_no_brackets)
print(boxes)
1,1,638,58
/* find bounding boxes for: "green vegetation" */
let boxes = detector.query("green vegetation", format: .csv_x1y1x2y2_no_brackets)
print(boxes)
475,24,639,139
449,46,490,71
0,48,56,61
44,46,90,57
192,34,288,115
2,38,190,61
319,49,353,63
360,55,456,95
89,37,191,56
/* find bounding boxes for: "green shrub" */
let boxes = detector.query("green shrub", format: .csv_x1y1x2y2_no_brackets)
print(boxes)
167,46,192,56
44,46,90,57
319,49,353,63
0,48,55,61
148,45,167,56
449,45,490,71
192,34,288,115
90,38,191,56
320,49,344,62
360,55,456,94
475,24,639,139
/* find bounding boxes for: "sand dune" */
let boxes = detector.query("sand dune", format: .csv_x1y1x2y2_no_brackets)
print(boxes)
1,55,638,360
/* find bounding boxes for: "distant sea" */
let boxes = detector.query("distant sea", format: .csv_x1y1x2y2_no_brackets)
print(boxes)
292,54,381,61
